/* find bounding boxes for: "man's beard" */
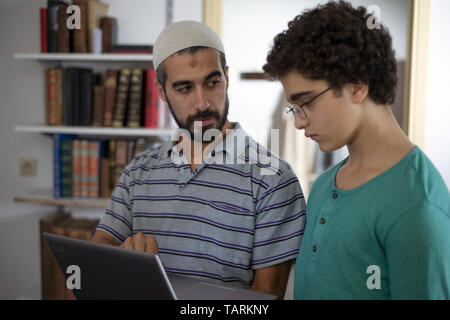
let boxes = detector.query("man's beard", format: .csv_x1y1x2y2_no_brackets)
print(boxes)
166,94,230,144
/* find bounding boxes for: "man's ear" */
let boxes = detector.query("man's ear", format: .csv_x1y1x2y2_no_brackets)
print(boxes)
351,82,369,104
224,66,229,89
155,81,168,103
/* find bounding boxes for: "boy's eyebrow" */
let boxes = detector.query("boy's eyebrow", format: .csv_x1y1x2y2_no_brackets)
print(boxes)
171,71,222,89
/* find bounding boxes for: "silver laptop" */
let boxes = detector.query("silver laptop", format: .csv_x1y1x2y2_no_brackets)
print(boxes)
43,232,276,300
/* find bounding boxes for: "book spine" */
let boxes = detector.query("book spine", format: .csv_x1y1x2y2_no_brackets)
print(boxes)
92,85,105,126
81,139,90,198
144,69,159,128
103,69,118,126
47,1,59,53
61,137,73,197
79,69,93,126
53,134,62,198
100,157,110,198
114,140,128,188
72,139,82,197
112,68,131,127
54,68,63,126
46,68,57,125
101,17,117,53
72,0,88,53
126,69,143,128
57,2,70,53
40,8,48,53
109,139,116,193
89,141,100,198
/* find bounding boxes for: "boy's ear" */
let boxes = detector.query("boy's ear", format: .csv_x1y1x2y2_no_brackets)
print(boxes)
351,82,369,104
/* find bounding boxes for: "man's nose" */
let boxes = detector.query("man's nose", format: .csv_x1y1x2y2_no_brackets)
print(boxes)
193,86,210,111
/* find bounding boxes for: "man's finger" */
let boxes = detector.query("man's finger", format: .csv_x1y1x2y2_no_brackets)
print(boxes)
145,236,159,254
121,237,134,250
134,233,146,252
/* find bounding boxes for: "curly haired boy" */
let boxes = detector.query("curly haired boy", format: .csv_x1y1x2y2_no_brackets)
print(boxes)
264,0,449,299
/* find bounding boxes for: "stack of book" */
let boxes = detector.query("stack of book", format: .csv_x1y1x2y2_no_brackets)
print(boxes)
41,0,114,54
40,211,99,300
45,67,169,129
53,135,153,199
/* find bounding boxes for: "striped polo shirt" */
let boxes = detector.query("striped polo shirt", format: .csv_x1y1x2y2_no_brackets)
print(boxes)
97,123,306,288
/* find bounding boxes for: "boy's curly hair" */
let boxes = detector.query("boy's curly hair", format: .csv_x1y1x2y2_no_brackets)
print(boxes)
263,0,398,105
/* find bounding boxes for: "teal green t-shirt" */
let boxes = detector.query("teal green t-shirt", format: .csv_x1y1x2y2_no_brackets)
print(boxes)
294,146,450,299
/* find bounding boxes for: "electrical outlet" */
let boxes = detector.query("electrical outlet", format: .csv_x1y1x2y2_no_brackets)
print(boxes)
20,158,37,176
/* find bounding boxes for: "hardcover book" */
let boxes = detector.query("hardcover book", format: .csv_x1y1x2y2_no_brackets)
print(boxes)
112,68,131,127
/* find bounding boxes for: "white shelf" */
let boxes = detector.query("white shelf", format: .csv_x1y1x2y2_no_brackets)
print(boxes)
14,125,173,137
13,195,109,209
13,53,153,62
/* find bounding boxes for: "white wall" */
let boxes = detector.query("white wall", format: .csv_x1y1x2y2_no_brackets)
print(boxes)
426,0,450,188
0,0,201,300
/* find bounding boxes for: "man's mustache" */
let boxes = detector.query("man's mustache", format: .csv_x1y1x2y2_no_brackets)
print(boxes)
186,110,221,128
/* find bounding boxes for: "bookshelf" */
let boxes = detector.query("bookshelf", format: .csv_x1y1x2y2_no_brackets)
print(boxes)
13,53,169,209
14,53,153,62
14,125,173,137
14,191,109,208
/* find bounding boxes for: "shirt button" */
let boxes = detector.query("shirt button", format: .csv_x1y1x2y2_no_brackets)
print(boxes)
320,218,326,224
332,192,338,199
312,245,317,253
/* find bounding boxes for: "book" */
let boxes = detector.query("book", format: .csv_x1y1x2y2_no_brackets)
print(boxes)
87,0,109,53
81,139,90,198
57,2,70,52
144,69,160,128
92,28,102,54
108,139,116,193
79,68,93,126
72,139,82,197
127,139,136,163
62,68,80,126
53,134,74,198
89,140,101,198
103,69,118,127
101,17,117,53
92,74,104,127
61,137,73,197
47,0,59,52
112,68,131,127
100,156,110,198
45,68,63,126
72,0,88,52
40,8,48,53
114,140,128,188
126,69,144,128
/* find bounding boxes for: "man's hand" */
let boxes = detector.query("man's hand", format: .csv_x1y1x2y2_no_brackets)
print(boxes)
120,232,159,254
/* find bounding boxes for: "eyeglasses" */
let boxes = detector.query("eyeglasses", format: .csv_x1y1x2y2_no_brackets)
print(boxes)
285,86,333,119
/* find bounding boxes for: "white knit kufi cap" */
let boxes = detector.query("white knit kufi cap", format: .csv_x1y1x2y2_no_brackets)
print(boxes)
153,20,225,71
